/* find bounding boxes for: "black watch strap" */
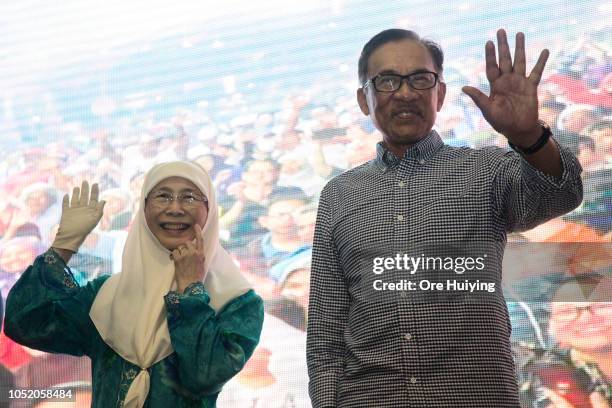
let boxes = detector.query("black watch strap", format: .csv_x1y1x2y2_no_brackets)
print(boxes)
508,122,552,155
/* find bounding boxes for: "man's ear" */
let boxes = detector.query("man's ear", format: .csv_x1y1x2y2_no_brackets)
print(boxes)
357,88,370,116
437,81,446,112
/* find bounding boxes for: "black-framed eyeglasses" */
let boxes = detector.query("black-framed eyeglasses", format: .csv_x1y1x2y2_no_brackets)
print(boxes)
364,71,439,92
147,191,208,208
552,302,612,323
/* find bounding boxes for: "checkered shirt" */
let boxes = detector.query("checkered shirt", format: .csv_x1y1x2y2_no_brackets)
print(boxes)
306,131,583,407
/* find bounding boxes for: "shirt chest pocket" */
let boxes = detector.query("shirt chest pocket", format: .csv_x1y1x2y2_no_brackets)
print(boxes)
406,174,492,240
412,175,475,206
406,156,487,204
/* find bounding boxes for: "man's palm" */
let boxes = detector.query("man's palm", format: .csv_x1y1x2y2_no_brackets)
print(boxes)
462,29,549,145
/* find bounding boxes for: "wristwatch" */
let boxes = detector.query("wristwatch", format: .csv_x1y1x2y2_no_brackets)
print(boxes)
508,121,552,155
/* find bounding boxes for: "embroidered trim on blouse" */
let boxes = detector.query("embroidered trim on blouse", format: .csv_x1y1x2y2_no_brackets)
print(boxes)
184,281,206,296
41,249,79,290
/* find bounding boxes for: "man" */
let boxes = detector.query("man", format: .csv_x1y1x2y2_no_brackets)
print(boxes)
558,104,600,136
268,248,313,331
513,275,611,408
220,159,278,249
243,186,311,276
543,276,612,408
539,99,566,134
585,119,612,166
307,28,583,407
577,135,607,172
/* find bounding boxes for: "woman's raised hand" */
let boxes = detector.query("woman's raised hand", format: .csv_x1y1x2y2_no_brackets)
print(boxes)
171,224,206,293
52,181,106,253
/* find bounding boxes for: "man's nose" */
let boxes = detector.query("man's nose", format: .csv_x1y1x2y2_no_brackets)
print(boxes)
394,79,417,99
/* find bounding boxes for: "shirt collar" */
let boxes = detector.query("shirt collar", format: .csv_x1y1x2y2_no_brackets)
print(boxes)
374,130,444,172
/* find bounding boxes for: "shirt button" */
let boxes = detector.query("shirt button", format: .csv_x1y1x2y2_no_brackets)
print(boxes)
397,214,404,221
404,333,412,341
410,377,418,384
397,181,405,187
418,159,425,165
400,291,408,298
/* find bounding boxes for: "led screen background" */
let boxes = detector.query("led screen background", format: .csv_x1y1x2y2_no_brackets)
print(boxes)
0,0,610,406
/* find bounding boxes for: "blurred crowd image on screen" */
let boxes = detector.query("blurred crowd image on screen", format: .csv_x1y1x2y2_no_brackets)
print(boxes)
0,10,609,407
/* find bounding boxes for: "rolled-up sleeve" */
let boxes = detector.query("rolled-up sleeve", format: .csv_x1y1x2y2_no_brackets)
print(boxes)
490,141,583,232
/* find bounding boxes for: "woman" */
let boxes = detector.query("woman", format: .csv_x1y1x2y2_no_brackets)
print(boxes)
4,161,264,407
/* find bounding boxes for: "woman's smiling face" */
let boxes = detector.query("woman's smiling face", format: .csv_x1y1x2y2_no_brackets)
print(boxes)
144,177,208,250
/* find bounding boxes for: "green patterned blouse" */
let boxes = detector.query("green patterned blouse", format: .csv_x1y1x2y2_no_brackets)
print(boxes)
4,249,264,407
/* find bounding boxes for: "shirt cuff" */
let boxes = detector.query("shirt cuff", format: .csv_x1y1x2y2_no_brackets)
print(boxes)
39,248,79,292
519,138,583,193
164,282,210,327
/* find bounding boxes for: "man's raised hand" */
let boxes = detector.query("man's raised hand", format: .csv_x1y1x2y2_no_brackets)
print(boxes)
462,29,550,147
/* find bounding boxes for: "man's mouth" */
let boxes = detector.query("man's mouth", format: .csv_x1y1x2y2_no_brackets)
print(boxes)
392,108,422,119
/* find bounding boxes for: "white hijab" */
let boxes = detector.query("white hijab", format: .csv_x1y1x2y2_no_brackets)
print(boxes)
89,161,252,408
